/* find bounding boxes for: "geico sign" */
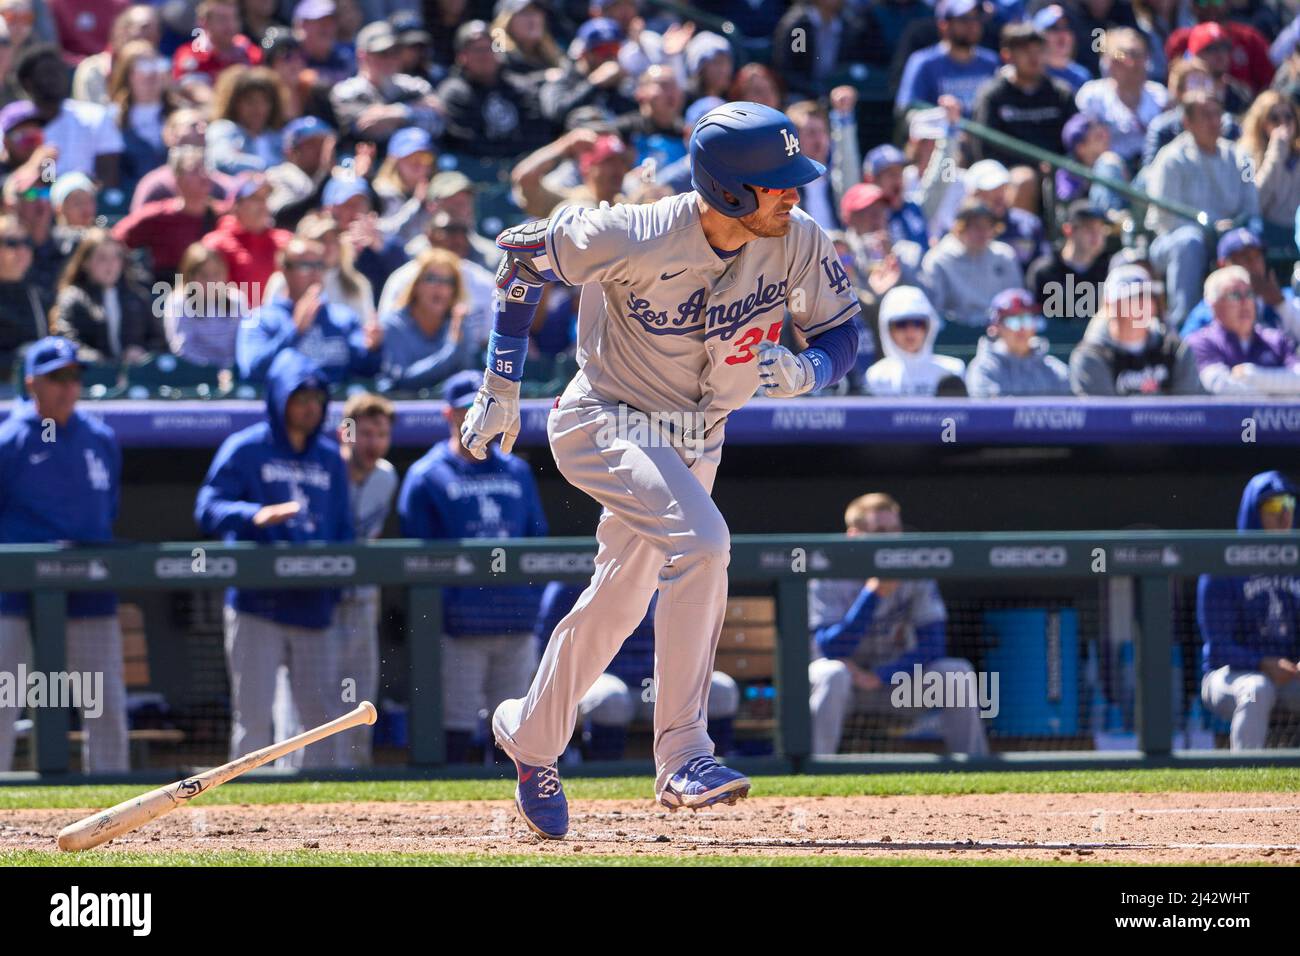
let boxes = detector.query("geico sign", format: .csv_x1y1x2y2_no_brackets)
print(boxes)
874,548,953,569
154,556,237,578
520,553,594,573
274,555,357,577
1225,544,1299,567
989,546,1068,568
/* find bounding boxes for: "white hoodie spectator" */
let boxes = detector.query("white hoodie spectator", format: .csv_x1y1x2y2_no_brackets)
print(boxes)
866,285,965,396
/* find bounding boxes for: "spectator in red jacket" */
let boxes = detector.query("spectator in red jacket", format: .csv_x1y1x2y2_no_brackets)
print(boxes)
172,0,262,84
113,146,221,282
201,172,290,308
1166,15,1273,94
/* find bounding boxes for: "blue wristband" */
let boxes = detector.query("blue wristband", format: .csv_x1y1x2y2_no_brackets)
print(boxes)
487,330,528,382
804,347,832,392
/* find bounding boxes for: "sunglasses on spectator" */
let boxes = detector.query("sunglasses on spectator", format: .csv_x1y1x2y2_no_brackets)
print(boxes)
1193,0,1225,6
1000,314,1045,332
287,259,326,271
0,233,30,247
1219,288,1252,303
1260,495,1296,516
132,57,171,76
890,317,929,331
19,186,50,203
419,273,456,286
1268,111,1293,124
1110,49,1147,61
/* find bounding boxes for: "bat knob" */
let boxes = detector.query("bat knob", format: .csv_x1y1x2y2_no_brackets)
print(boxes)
360,700,378,725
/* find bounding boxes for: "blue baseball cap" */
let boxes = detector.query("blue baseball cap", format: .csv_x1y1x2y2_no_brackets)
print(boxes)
292,0,334,20
387,126,433,160
1216,227,1262,262
282,115,334,150
443,370,483,408
233,172,271,201
322,175,371,208
865,143,906,176
685,95,725,129
24,336,81,378
1032,3,1069,30
936,0,979,19
573,17,623,55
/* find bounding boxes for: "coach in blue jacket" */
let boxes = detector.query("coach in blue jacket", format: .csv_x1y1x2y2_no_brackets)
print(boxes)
1199,470,1300,750
398,370,548,762
0,337,128,772
196,349,354,764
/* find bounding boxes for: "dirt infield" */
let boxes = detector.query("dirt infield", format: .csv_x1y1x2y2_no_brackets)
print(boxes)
4,790,1300,862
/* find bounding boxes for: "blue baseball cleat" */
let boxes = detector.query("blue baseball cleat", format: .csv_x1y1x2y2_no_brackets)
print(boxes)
510,759,569,839
659,755,751,810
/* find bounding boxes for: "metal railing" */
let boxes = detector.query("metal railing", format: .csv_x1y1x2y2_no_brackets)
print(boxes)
4,530,1299,779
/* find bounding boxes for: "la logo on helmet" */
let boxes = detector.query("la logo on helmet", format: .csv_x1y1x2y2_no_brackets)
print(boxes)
780,128,800,157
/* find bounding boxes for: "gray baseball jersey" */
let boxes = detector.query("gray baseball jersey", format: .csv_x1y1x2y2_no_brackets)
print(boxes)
536,191,860,433
494,190,860,797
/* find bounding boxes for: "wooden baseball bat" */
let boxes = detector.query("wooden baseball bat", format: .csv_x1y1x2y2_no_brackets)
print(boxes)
57,700,378,851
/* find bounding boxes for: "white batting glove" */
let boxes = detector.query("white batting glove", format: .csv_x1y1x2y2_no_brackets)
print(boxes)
459,370,521,459
756,341,816,398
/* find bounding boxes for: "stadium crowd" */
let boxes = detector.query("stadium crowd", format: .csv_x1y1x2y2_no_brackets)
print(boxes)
0,0,1296,399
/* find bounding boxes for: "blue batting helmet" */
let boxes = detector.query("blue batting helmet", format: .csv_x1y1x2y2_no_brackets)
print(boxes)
689,101,826,218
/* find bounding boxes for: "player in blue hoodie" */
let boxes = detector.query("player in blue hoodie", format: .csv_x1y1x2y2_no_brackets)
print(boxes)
0,337,128,772
195,348,355,764
1199,471,1300,750
398,370,548,762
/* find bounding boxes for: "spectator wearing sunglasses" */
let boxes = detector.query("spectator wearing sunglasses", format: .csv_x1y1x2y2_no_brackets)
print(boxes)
0,212,46,377
1180,229,1300,341
379,246,474,391
965,288,1070,397
0,99,44,188
1186,265,1300,395
865,284,964,397
1198,470,1300,752
236,236,382,384
1069,264,1203,396
2,164,65,294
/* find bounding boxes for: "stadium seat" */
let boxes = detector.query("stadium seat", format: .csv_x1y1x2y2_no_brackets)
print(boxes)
123,354,224,400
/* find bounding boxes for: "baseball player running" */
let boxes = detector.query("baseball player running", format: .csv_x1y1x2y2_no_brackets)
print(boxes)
461,102,863,838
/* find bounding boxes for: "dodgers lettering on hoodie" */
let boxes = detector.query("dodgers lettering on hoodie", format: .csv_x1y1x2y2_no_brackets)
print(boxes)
1197,471,1300,674
0,404,120,618
398,441,547,637
194,350,354,630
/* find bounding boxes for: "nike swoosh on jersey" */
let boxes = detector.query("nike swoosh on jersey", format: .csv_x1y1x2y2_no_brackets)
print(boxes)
28,452,51,464
661,269,687,280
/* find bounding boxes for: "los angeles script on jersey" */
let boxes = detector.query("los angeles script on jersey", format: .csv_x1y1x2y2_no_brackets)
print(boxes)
626,274,789,340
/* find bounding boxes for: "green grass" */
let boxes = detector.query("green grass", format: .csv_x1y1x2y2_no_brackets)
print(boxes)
0,849,1174,867
1,766,1297,811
